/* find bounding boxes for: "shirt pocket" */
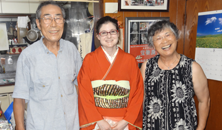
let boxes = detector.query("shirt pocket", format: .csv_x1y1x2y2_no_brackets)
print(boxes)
63,73,76,95
34,79,53,101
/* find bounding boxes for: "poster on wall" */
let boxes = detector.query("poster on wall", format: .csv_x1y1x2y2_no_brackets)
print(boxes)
125,17,169,65
195,10,222,81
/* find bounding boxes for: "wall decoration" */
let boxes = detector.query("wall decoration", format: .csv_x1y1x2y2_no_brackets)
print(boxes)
119,0,169,11
105,2,118,13
195,10,222,81
125,17,169,65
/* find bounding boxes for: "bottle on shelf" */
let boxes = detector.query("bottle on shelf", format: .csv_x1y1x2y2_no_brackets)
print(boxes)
8,56,13,65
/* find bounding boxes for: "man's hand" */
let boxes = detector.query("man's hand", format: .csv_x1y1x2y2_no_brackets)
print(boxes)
112,120,128,130
15,125,25,130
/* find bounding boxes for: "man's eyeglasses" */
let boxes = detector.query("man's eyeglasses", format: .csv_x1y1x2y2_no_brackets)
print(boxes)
99,30,118,37
40,16,64,24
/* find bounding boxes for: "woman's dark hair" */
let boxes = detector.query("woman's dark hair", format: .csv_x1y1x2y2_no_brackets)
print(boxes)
96,16,119,34
147,20,179,47
36,1,66,20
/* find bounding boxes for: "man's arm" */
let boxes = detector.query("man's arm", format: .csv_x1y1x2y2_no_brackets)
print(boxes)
13,98,25,130
192,62,210,130
74,45,83,94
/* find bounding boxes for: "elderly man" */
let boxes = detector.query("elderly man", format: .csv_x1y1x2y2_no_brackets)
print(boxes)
12,1,82,130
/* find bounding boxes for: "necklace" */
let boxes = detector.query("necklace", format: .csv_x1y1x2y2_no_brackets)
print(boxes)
159,56,178,69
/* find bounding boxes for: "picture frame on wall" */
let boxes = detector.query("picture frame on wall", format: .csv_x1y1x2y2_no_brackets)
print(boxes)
118,0,169,11
125,17,169,66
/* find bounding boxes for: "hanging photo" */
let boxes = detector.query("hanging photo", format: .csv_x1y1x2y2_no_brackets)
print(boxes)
125,17,169,64
118,0,169,11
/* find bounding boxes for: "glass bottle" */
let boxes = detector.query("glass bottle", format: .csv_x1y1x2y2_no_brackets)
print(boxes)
8,56,13,65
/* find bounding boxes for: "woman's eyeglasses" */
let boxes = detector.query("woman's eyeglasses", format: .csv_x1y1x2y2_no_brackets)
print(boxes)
99,30,118,37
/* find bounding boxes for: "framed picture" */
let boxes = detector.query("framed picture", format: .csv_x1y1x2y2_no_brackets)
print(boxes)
125,17,169,65
118,0,169,11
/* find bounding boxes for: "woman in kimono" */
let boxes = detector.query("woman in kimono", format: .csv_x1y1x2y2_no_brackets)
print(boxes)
78,16,144,130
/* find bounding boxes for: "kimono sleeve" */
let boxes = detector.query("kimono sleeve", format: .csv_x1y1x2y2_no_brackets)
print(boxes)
78,54,103,128
123,58,144,129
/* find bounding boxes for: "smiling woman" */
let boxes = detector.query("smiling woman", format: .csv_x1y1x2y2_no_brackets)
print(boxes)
96,21,119,51
78,16,144,130
140,20,210,130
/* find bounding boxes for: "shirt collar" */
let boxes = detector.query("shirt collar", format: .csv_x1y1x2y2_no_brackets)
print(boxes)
40,36,64,54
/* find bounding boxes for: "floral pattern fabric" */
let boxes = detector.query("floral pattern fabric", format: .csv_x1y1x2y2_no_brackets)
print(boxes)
143,54,197,130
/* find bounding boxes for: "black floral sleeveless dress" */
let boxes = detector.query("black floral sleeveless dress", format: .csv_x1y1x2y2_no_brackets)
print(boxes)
143,54,197,130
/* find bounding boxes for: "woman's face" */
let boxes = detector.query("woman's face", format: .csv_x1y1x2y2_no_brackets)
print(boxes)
152,28,178,57
96,22,119,50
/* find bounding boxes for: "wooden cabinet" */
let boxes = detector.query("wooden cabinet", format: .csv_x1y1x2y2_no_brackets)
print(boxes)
1,0,40,14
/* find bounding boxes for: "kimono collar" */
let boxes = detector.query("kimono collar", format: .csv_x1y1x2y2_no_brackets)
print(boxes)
101,46,119,64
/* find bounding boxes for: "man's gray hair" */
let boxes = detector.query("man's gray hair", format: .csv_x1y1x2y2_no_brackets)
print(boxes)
36,1,66,20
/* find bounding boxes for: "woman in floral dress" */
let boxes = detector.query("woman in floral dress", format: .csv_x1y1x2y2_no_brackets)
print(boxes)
140,20,210,130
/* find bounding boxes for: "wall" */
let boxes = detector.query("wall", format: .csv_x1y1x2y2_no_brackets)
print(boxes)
186,0,222,130
103,0,186,54
102,0,222,129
